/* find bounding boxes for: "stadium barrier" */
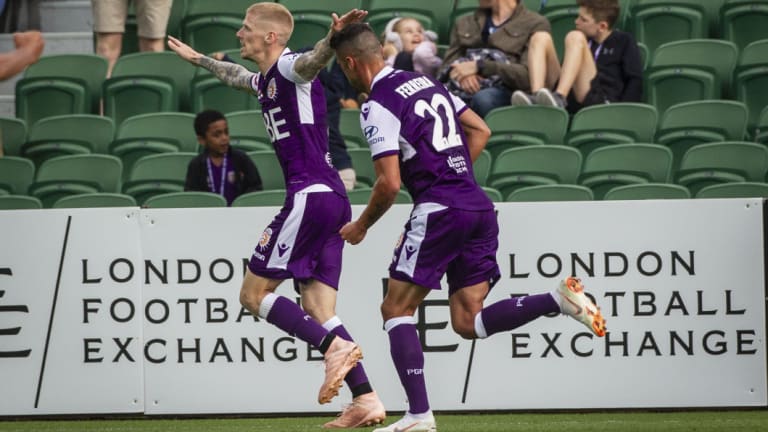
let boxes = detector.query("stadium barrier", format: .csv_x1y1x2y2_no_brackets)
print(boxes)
0,199,765,415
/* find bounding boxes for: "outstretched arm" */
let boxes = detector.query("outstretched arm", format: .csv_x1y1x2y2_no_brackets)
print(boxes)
293,9,367,82
167,35,256,95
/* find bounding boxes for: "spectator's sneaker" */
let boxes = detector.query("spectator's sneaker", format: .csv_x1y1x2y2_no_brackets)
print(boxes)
511,90,535,106
318,338,363,404
557,277,607,337
535,88,567,108
373,412,437,432
323,391,386,428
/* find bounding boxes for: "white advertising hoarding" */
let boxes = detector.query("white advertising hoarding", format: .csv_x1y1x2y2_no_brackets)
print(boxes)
0,208,144,415
0,199,765,415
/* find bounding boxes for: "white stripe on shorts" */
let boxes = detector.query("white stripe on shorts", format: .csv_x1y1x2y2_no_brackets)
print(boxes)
395,202,447,277
267,184,332,269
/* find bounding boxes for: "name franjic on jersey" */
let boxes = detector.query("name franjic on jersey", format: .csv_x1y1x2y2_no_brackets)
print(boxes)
394,76,435,98
446,154,468,174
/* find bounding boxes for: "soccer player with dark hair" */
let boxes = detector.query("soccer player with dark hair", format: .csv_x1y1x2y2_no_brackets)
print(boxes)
332,23,607,432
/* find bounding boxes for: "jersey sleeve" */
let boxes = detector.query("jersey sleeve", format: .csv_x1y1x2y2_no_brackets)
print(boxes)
277,51,312,84
360,100,401,160
449,91,468,116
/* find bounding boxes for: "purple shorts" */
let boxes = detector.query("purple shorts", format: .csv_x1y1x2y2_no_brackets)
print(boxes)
248,185,351,289
389,203,501,294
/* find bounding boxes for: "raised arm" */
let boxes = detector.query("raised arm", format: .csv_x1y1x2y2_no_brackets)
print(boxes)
293,9,367,82
167,35,256,95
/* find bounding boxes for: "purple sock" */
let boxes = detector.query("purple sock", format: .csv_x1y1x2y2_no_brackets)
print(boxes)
386,319,430,414
263,295,327,348
480,293,559,337
329,323,372,395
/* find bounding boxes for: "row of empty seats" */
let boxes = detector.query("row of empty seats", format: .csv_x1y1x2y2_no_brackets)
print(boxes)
2,138,767,210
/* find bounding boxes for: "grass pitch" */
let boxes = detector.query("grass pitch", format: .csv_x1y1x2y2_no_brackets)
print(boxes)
0,410,767,432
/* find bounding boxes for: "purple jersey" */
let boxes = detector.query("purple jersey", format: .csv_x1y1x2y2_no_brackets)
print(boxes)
361,67,492,210
250,49,346,197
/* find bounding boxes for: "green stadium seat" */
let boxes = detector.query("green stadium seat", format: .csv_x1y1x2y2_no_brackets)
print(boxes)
695,182,768,199
346,187,412,205
656,100,748,170
645,39,738,113
52,193,138,208
755,106,768,145
143,191,227,208
28,154,123,208
473,150,492,187
347,148,375,188
22,114,115,167
578,143,673,199
483,106,569,160
111,112,196,180
247,150,286,190
488,145,582,198
0,116,27,156
181,0,258,54
232,189,286,207
0,195,43,210
676,141,768,195
566,103,658,157
103,52,196,125
122,152,196,205
481,186,504,203
733,39,768,135
629,0,709,54
15,77,89,127
604,183,691,200
227,110,274,152
506,184,594,202
720,0,768,51
338,108,365,149
17,53,108,117
0,156,35,195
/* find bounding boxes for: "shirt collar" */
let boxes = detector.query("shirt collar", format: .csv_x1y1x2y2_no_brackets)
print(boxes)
371,66,395,91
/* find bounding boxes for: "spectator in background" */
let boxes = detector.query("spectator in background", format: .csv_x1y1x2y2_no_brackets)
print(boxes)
382,17,442,77
511,0,642,113
0,30,43,157
184,110,263,206
91,0,172,76
438,0,551,117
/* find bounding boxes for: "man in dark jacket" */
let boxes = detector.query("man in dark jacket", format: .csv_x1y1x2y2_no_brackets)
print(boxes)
184,110,262,206
439,0,551,117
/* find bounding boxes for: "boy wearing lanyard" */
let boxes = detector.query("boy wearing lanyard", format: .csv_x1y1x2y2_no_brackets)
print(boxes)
511,0,643,113
184,110,263,206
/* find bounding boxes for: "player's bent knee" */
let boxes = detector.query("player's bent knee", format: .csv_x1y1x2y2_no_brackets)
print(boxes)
452,320,477,340
239,287,262,313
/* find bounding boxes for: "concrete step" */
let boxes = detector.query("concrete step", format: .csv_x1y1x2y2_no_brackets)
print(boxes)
40,0,93,33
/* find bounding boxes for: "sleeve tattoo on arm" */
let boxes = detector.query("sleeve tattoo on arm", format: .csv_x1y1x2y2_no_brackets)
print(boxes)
199,56,256,94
